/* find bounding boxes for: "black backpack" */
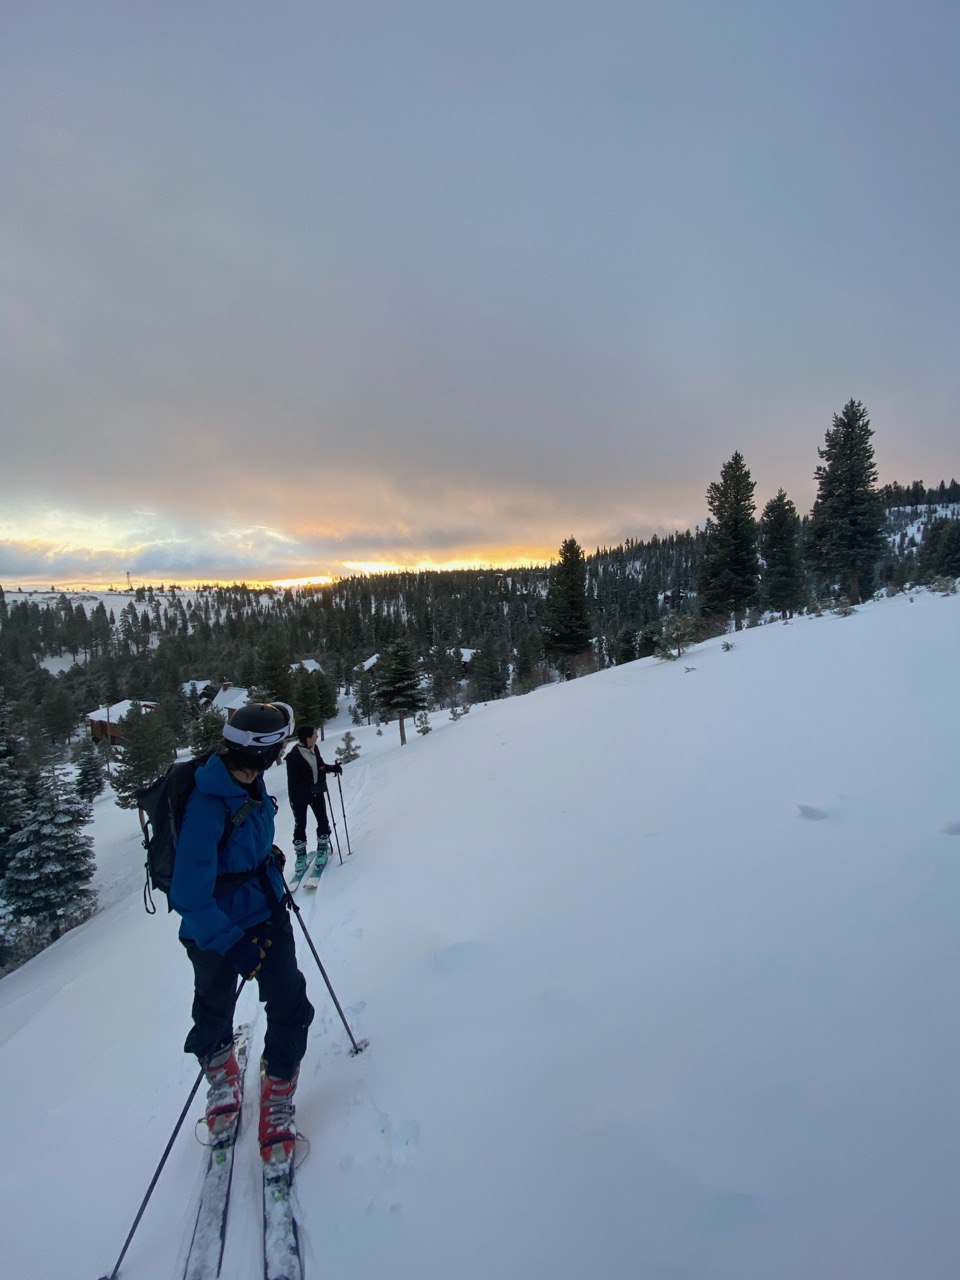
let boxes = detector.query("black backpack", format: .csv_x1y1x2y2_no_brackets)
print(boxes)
136,752,260,914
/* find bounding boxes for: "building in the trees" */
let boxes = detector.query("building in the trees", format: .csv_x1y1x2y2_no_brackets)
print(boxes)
85,699,157,745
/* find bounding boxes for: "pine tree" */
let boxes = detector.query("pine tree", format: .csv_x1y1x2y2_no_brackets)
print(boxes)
291,669,339,739
314,671,339,739
354,668,376,725
698,451,760,630
155,688,190,750
256,636,294,703
469,636,508,701
291,667,321,728
655,610,696,660
74,735,106,804
917,517,960,582
759,489,805,618
113,703,176,809
611,624,638,665
374,639,424,746
336,731,361,763
189,705,227,755
511,628,543,692
2,766,97,945
542,537,593,675
427,644,461,708
40,681,77,747
0,692,29,882
807,399,886,604
186,683,203,721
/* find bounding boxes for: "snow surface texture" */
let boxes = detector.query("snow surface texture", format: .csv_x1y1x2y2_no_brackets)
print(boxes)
2,590,960,1279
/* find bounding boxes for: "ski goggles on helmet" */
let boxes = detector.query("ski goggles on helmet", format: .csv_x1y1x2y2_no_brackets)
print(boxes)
222,701,295,750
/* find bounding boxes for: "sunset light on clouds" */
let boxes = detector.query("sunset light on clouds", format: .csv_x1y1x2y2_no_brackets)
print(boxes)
3,1,957,588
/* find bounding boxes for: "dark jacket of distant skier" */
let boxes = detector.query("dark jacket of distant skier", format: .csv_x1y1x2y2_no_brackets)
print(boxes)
285,737,338,807
170,752,286,954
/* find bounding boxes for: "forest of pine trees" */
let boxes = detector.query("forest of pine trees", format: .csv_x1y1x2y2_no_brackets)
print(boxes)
0,397,957,973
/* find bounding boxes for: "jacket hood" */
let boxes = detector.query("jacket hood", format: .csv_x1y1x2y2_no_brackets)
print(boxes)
194,752,255,800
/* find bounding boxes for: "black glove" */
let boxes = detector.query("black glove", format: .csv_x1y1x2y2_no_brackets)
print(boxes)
272,844,286,871
226,932,271,980
332,761,343,776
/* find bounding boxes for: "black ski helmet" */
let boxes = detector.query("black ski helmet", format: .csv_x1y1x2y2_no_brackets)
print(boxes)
222,701,294,769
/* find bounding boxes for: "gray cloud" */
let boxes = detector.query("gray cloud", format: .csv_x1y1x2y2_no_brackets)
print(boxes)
2,2,957,585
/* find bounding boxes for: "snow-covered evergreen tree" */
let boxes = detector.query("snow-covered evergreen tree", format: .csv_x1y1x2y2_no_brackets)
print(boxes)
374,639,425,746
74,735,106,804
0,692,28,882
2,766,97,945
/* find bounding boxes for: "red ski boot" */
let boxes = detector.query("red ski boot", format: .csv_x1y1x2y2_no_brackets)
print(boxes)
201,1042,242,1143
259,1066,299,1165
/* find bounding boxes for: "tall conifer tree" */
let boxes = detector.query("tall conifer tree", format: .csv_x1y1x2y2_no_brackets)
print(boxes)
807,399,886,604
760,489,805,618
256,636,294,703
542,537,593,674
112,703,176,809
374,639,424,746
698,451,760,629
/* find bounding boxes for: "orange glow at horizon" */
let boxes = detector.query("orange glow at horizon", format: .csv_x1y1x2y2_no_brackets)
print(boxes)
5,546,559,593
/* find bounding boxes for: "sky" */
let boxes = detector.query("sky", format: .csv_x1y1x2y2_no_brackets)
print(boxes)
2,0,958,587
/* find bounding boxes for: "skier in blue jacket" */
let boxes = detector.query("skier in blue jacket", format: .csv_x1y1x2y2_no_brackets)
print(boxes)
171,701,314,1165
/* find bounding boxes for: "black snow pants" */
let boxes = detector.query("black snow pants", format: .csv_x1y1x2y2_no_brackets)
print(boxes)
182,909,314,1080
291,792,330,846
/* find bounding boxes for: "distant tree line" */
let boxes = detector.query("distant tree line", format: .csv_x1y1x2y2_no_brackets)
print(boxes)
880,479,960,509
0,397,956,771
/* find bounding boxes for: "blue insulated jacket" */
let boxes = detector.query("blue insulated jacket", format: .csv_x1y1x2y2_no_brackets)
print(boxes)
170,754,285,955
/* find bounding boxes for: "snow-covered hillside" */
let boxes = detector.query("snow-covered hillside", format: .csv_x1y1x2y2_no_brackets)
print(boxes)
2,590,959,1280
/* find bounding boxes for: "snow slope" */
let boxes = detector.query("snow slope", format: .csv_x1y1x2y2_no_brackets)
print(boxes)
2,590,959,1280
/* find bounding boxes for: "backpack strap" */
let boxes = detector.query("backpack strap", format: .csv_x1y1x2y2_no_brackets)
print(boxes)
211,794,266,898
217,795,259,852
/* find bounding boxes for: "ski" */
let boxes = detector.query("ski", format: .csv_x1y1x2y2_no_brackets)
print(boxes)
263,1159,304,1280
300,864,325,891
183,1025,251,1280
300,845,329,892
287,865,309,893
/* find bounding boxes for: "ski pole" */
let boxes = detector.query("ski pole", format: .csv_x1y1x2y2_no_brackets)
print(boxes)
336,772,353,856
326,790,344,865
98,978,246,1280
284,886,367,1056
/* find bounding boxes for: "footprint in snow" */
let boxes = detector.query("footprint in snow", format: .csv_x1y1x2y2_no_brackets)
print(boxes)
432,940,491,976
797,804,829,821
